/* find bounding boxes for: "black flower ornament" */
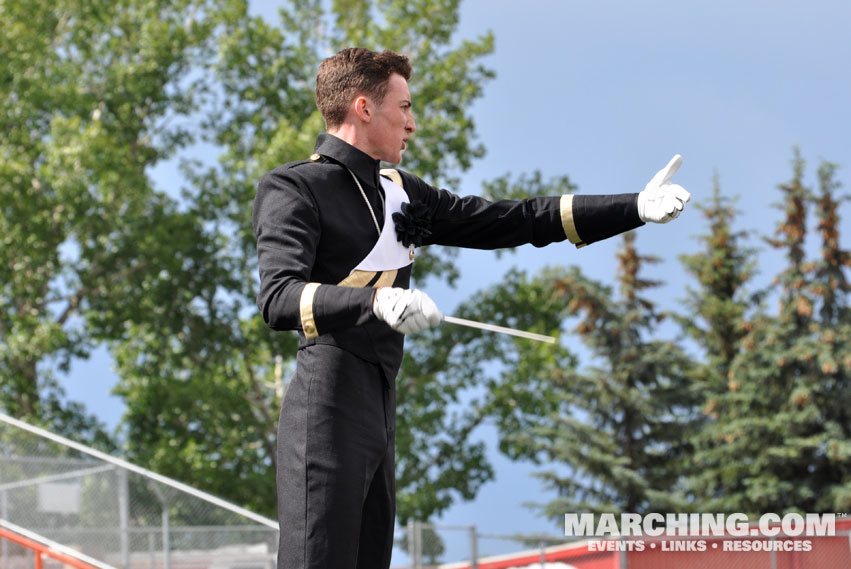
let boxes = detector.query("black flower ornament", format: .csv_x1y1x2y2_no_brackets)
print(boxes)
392,200,432,247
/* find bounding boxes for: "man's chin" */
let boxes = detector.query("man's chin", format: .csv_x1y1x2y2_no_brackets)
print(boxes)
382,152,403,165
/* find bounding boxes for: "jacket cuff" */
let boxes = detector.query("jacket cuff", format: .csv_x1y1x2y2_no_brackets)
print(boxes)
560,193,645,247
299,283,321,338
559,195,582,245
298,283,376,338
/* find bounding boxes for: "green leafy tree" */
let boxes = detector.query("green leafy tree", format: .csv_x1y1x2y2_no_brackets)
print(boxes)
395,524,447,566
113,0,497,519
396,265,574,524
395,172,578,525
0,0,227,448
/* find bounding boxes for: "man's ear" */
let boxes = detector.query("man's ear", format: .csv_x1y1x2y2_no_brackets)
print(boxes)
353,95,371,123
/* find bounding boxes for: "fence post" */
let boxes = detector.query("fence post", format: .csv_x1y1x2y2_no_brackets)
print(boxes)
408,520,417,569
148,531,156,569
769,536,778,569
469,525,478,569
150,482,171,569
414,520,422,569
118,467,130,569
162,505,171,569
1,490,8,567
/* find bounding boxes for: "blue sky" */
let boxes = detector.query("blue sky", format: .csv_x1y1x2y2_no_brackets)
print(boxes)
428,0,850,543
60,0,851,562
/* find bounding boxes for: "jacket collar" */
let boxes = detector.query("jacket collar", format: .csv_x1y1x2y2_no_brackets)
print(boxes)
314,133,381,189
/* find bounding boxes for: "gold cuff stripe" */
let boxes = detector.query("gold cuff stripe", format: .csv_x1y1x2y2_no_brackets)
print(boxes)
299,283,321,338
560,194,582,245
379,168,403,187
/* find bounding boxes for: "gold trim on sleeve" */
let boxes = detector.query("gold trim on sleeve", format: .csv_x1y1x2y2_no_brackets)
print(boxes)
299,282,321,338
560,194,583,245
379,168,404,187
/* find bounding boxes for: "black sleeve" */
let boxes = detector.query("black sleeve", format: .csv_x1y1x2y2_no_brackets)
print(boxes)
253,168,375,337
568,194,646,247
397,170,645,250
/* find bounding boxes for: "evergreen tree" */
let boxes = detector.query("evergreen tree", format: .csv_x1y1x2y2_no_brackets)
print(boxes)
469,233,700,519
692,153,851,513
677,177,758,505
801,160,851,511
678,176,757,393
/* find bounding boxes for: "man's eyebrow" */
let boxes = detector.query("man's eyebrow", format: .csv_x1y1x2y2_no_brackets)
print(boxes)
402,99,412,107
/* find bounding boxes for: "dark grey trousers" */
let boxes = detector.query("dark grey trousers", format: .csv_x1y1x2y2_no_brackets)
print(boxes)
276,344,396,569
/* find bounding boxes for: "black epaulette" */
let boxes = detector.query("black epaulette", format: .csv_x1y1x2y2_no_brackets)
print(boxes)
280,153,330,172
283,158,315,170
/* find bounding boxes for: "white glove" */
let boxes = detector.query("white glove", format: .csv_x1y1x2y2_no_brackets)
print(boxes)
373,287,443,335
637,154,691,223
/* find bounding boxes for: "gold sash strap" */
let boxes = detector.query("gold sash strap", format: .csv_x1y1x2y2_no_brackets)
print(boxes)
379,168,403,187
337,269,398,288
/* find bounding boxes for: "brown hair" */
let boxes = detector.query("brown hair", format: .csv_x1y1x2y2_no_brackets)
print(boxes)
316,47,412,130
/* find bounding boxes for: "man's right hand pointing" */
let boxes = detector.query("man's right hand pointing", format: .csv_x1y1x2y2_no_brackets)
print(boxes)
638,154,691,223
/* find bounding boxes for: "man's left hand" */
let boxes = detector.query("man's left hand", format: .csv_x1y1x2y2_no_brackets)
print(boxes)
638,154,691,223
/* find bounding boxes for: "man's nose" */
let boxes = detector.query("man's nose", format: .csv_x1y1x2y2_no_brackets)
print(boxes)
406,116,416,134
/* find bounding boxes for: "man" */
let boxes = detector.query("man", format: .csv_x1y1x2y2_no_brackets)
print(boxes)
253,47,689,569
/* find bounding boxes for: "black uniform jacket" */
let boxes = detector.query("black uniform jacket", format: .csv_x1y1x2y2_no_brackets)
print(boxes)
253,133,644,381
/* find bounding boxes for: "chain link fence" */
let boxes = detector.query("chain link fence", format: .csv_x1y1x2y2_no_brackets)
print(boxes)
4,413,850,569
0,413,278,569
394,522,571,569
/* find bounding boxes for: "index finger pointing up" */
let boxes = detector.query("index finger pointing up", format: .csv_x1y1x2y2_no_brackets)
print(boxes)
658,154,683,184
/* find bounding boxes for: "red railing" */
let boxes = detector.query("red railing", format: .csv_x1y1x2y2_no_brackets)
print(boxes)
441,517,851,569
0,524,111,569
